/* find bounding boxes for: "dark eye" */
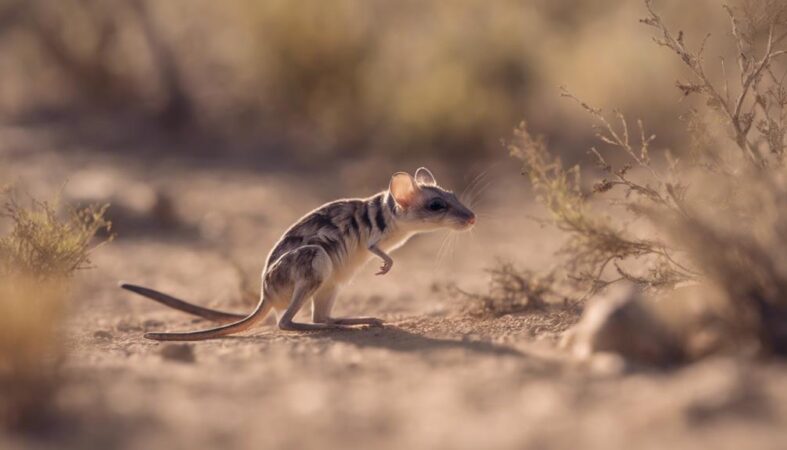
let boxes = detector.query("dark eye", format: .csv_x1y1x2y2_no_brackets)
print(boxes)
427,199,447,211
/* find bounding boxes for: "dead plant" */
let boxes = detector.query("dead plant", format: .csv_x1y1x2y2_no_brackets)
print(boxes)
0,189,112,430
509,0,787,355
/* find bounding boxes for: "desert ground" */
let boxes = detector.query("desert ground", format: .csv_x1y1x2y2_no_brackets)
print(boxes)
2,123,787,450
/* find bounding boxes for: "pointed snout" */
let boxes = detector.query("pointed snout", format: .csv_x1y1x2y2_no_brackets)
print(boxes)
460,212,476,230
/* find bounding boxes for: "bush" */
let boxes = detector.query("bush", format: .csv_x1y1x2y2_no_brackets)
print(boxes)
0,193,112,279
509,0,787,356
0,190,111,430
452,263,557,317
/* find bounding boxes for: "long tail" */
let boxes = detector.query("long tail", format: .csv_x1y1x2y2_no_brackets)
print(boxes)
144,297,273,341
120,282,246,323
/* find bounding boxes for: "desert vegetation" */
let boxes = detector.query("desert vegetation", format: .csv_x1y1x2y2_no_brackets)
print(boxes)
0,190,111,430
2,0,787,449
0,0,725,161
507,0,787,361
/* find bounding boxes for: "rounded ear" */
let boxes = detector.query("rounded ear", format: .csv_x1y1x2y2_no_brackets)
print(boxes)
414,167,436,186
389,172,420,208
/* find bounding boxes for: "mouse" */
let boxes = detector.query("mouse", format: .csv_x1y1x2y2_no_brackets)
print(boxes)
120,167,476,341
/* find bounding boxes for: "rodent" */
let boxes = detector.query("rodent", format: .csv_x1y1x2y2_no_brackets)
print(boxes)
120,167,476,341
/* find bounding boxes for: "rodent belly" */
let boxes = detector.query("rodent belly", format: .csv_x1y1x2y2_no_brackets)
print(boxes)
333,250,374,283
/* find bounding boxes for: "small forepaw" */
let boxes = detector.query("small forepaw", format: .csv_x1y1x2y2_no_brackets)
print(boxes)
375,259,393,276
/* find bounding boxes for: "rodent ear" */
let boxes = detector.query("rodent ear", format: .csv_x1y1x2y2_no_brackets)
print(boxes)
389,172,421,208
414,167,436,186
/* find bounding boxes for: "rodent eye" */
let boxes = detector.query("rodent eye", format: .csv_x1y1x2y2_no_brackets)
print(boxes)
427,199,447,211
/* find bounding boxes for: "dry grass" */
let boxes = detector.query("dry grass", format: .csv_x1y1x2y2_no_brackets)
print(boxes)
0,190,111,430
509,0,787,357
0,193,112,279
452,263,567,317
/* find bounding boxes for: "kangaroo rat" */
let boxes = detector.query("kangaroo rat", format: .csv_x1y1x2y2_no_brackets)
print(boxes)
121,167,475,341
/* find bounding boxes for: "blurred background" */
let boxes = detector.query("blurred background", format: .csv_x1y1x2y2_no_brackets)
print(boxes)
5,1,785,450
0,0,735,167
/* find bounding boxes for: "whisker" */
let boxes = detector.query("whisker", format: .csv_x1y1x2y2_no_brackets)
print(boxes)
435,233,447,266
472,216,503,225
475,211,503,217
469,228,480,251
461,168,491,201
434,231,452,270
443,232,458,270
467,162,502,197
462,165,499,206
447,233,458,264
468,178,495,208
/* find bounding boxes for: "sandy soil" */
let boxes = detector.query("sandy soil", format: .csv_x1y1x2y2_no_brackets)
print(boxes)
2,124,787,450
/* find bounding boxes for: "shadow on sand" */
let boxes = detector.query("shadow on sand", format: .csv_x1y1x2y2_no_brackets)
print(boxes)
225,324,526,358
315,325,525,357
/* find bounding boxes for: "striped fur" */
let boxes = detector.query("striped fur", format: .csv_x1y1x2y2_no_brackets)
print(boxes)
121,168,475,341
267,192,397,280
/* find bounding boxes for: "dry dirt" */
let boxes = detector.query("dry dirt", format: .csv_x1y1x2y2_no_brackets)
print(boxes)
2,124,787,450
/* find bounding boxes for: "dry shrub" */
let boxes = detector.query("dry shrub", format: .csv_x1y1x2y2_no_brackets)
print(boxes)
0,190,111,430
510,0,787,358
452,263,559,317
1,194,112,279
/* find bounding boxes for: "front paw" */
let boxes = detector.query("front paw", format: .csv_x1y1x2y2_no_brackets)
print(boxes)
375,260,393,275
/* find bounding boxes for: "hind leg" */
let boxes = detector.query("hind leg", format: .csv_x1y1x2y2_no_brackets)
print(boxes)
270,246,350,331
312,285,384,327
278,281,336,331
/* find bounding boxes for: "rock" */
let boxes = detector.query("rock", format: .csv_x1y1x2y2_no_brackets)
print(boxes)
93,330,113,340
562,282,766,366
561,284,682,366
160,344,196,363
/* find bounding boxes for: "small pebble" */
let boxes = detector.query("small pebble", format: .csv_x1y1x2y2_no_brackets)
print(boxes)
93,330,113,340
